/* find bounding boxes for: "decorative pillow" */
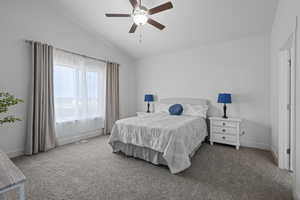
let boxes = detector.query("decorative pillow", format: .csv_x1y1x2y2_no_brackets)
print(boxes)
183,104,208,118
154,103,170,113
169,104,183,115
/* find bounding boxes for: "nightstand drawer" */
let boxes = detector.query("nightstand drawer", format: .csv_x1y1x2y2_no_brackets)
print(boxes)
209,117,241,150
212,120,237,128
211,126,237,135
212,134,237,143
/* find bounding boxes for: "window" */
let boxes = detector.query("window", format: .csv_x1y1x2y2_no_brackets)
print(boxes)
53,49,106,139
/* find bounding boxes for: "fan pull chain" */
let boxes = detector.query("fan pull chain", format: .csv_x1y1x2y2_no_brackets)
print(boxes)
139,26,143,44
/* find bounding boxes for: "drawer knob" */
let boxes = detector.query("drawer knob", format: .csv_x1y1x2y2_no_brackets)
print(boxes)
222,136,226,140
222,122,226,126
222,129,226,132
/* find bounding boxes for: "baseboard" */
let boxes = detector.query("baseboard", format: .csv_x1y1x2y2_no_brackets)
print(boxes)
270,146,279,166
6,149,24,158
57,129,104,146
4,131,104,158
240,140,270,150
4,130,104,158
294,191,300,200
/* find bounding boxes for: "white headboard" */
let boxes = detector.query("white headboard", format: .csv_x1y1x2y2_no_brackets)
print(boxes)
159,98,208,106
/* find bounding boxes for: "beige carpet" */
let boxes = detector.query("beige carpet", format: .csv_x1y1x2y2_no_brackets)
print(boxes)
8,136,292,200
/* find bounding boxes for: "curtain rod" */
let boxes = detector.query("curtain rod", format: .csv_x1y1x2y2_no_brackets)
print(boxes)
25,40,119,65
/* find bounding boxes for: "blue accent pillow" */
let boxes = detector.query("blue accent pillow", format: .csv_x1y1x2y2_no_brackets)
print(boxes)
169,104,183,115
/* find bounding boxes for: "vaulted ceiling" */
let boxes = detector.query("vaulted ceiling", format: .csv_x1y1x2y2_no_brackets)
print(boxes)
50,0,278,59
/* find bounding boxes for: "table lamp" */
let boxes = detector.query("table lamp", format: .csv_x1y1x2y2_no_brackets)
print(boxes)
218,93,232,119
144,94,154,113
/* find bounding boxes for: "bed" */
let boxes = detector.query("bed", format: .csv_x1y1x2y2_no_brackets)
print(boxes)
108,98,208,174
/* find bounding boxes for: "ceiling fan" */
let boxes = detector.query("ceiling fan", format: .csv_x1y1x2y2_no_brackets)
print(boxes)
105,0,173,33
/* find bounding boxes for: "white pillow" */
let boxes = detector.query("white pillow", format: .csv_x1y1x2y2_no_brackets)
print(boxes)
154,103,170,113
183,104,208,118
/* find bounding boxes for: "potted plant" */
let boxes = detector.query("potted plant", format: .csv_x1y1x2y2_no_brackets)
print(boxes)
0,92,23,125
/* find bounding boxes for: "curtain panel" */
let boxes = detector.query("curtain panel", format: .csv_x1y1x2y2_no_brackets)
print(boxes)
25,42,56,155
105,62,120,134
53,49,106,140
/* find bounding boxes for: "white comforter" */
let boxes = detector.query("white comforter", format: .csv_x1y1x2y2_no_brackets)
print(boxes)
108,113,207,174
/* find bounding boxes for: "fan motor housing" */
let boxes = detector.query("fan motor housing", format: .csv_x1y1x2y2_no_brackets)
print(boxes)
133,6,148,15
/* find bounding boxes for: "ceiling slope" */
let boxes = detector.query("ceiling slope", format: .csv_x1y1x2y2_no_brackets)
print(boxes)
50,0,278,59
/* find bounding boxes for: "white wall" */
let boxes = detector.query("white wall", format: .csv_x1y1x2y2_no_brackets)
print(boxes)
0,0,136,156
136,34,271,150
270,0,300,199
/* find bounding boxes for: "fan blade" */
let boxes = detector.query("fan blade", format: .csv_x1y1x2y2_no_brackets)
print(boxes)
148,2,173,15
147,18,165,30
105,14,131,17
129,0,138,8
129,24,138,33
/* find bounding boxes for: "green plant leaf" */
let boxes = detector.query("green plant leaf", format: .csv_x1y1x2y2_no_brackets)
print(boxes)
0,92,23,125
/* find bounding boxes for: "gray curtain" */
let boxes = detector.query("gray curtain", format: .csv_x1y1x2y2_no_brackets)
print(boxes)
104,62,120,134
25,42,56,155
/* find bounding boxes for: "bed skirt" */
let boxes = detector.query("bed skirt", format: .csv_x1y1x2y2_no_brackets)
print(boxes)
110,141,203,169
111,141,168,166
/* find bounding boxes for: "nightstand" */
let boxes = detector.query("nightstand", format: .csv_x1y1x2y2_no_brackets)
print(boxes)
136,112,152,117
209,117,242,150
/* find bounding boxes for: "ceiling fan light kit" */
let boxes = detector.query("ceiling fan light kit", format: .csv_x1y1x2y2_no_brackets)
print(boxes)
132,7,148,25
105,0,173,34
